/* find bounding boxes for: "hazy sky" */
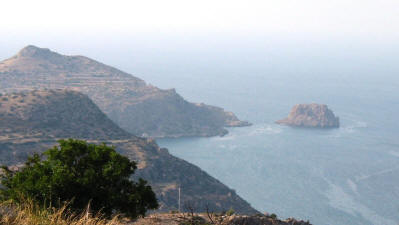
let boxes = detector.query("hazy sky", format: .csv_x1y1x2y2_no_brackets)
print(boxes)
1,0,398,82
1,0,398,39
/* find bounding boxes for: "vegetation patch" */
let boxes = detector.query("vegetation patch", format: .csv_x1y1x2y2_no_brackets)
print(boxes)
0,139,158,219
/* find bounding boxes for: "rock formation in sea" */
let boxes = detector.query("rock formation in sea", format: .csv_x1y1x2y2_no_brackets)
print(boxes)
276,103,339,128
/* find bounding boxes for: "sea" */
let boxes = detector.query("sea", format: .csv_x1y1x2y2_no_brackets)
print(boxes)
3,37,399,225
125,39,399,225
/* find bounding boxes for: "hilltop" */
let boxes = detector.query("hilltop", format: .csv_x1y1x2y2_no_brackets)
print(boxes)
0,89,131,140
0,46,250,138
0,90,257,214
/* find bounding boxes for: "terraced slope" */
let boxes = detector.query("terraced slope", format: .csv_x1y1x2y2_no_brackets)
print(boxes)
0,46,250,138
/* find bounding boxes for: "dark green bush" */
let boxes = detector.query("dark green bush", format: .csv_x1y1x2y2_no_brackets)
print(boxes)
270,213,277,219
225,207,235,216
0,139,158,218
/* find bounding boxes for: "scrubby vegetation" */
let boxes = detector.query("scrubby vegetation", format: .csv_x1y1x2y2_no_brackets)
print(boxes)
0,89,258,214
0,200,122,225
0,139,158,219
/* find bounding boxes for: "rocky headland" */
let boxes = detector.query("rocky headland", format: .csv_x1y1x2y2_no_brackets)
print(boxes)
276,103,339,128
0,45,251,138
0,90,257,214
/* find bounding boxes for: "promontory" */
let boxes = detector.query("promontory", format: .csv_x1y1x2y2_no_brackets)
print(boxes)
0,45,251,138
276,103,339,128
0,89,258,214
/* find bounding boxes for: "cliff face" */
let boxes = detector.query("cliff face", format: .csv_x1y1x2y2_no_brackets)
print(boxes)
276,104,339,128
0,46,250,138
0,90,257,214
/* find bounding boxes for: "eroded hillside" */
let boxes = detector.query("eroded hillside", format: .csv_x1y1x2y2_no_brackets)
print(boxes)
0,90,257,214
0,46,250,138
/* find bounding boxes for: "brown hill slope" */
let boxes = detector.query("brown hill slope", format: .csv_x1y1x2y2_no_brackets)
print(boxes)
0,89,132,140
0,46,250,138
0,90,257,214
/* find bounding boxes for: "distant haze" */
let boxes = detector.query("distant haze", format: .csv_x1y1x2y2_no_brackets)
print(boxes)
1,0,399,37
2,36,398,91
1,1,399,89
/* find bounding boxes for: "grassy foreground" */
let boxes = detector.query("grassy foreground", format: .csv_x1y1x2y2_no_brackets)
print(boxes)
0,200,313,225
0,200,122,225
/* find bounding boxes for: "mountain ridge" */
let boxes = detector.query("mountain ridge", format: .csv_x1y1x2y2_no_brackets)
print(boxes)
0,45,250,138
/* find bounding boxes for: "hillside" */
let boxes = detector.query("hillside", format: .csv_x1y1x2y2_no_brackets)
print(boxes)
0,90,257,214
0,46,250,138
0,89,132,140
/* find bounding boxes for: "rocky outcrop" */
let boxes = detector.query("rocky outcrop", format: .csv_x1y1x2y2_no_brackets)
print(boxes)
221,215,312,225
0,45,250,138
276,103,339,128
0,90,257,214
130,213,312,225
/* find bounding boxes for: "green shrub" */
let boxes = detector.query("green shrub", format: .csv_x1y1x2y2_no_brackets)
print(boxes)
226,207,235,216
0,139,158,218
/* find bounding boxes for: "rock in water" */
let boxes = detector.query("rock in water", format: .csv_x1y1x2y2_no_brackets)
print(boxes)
276,103,339,128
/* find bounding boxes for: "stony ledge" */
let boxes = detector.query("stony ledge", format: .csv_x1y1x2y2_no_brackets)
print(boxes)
130,213,312,225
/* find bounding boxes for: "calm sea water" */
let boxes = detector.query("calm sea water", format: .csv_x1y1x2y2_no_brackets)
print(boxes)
142,58,399,225
3,40,399,225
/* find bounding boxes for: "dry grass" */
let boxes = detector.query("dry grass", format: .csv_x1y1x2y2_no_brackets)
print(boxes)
0,200,123,225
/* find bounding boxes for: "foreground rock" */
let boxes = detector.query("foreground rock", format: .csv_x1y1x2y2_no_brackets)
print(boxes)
221,215,312,225
276,103,339,128
131,213,312,225
0,45,250,138
0,90,257,214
